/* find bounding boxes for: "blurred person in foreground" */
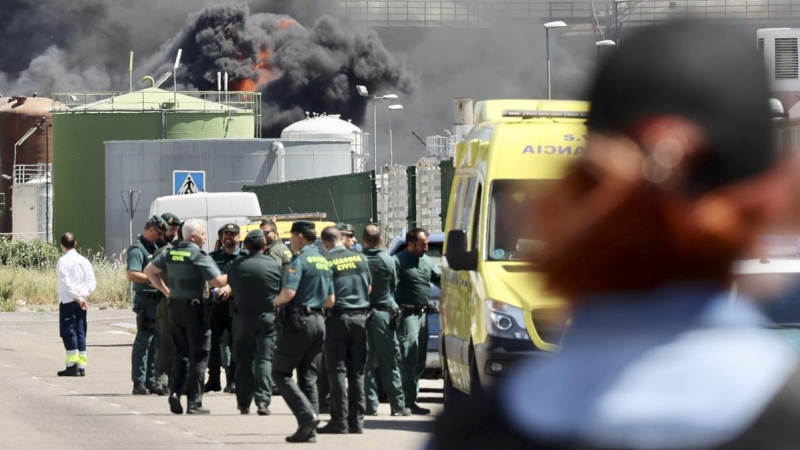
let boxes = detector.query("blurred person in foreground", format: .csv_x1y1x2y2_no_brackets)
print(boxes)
433,20,800,450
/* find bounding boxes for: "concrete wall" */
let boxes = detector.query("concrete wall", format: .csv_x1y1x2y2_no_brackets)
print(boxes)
104,138,352,256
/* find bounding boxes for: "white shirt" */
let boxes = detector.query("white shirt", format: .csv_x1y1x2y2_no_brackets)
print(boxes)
56,249,97,304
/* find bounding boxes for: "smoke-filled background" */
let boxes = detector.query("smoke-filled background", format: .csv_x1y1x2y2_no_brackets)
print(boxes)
0,0,600,165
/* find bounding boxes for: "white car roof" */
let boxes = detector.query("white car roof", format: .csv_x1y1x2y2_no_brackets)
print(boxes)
732,258,800,275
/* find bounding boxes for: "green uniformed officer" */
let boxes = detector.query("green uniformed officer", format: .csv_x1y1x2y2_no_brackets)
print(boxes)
152,212,181,395
362,224,411,416
206,223,241,394
228,230,283,416
394,227,441,416
144,218,227,415
317,222,357,413
273,220,335,443
336,223,356,250
316,226,372,434
127,215,168,395
261,219,293,276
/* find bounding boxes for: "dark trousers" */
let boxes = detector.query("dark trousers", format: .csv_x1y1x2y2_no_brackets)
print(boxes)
208,303,236,382
397,312,428,405
233,313,277,408
169,300,211,408
325,312,368,429
60,301,87,352
154,296,174,387
366,310,406,413
273,313,325,423
132,292,157,385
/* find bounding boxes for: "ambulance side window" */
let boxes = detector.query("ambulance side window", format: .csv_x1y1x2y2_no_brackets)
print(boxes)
469,183,482,252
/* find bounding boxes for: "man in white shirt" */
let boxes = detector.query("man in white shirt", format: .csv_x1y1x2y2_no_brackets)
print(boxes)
56,232,97,377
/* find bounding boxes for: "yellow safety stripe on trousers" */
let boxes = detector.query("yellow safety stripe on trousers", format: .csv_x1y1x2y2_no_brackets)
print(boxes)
78,352,87,368
65,351,80,366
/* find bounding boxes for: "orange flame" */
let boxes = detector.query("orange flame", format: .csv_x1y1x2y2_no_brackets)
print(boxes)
232,46,275,92
279,19,296,30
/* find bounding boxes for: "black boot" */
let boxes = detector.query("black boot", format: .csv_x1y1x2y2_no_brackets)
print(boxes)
223,368,236,393
132,382,150,395
78,368,85,377
204,378,222,393
286,415,320,443
57,365,79,377
168,393,183,415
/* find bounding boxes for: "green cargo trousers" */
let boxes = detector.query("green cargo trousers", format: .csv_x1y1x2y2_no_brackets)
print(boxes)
169,300,211,408
397,312,428,406
154,296,174,387
131,292,157,385
324,311,368,429
233,313,277,409
366,310,406,413
273,312,325,424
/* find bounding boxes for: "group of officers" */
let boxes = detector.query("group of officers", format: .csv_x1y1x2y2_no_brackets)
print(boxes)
126,212,440,443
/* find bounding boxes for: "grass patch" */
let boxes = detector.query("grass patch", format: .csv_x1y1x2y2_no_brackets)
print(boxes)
0,242,131,311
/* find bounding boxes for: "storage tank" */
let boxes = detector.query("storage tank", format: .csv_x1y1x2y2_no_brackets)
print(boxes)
11,173,52,241
52,88,261,251
0,95,63,236
281,114,366,173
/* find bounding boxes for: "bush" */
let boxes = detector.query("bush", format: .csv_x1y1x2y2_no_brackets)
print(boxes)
0,237,61,269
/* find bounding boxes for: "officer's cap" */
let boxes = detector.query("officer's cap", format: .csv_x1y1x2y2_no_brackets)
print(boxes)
219,223,240,234
245,229,265,242
161,212,181,227
149,215,168,233
291,220,315,234
336,222,355,235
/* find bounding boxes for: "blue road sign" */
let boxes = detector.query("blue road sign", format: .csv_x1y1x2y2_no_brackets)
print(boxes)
173,170,206,195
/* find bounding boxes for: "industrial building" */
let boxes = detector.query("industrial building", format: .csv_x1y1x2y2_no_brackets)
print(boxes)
0,95,63,240
51,87,261,251
104,137,355,255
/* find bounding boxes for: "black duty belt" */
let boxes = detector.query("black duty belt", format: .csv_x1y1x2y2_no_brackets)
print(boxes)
331,308,369,316
400,305,427,316
291,306,324,316
372,307,396,313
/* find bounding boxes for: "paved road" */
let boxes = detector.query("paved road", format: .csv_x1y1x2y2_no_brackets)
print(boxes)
0,310,442,449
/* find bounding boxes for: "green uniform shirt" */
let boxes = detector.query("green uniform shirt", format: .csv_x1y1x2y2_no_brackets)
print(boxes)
284,245,334,309
127,235,158,293
394,249,442,308
266,240,293,276
325,246,371,310
210,246,241,275
229,253,283,315
363,247,398,309
151,242,221,300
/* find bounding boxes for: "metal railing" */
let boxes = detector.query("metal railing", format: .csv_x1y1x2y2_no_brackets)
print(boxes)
13,163,51,185
426,135,457,159
339,0,800,28
52,91,262,114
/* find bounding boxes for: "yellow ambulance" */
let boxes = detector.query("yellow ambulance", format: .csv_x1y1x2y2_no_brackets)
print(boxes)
440,99,589,406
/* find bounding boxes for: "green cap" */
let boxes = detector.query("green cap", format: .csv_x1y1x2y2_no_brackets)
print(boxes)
245,229,265,241
336,222,355,235
219,223,240,234
291,220,316,234
149,215,168,232
161,212,181,227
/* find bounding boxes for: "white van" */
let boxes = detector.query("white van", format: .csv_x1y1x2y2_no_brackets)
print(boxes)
149,192,261,252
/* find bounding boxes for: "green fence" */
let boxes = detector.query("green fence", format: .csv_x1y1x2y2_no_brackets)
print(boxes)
243,171,378,234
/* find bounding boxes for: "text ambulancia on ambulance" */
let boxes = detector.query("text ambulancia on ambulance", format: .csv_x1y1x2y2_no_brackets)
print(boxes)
439,99,588,406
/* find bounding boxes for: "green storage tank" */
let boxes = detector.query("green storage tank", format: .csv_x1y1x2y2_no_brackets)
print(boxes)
52,88,261,251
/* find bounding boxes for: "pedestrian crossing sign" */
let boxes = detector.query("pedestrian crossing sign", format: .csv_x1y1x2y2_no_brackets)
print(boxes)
173,170,206,195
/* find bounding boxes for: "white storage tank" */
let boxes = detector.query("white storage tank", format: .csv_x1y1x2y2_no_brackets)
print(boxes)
11,171,52,242
281,114,367,173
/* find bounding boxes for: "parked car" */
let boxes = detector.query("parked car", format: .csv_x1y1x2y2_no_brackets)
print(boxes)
387,231,443,379
732,237,800,349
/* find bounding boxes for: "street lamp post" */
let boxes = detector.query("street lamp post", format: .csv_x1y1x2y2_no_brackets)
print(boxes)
387,104,403,168
543,21,567,100
595,40,617,74
356,85,398,174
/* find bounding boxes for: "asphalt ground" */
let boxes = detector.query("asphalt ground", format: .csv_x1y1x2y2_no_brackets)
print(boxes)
0,309,442,449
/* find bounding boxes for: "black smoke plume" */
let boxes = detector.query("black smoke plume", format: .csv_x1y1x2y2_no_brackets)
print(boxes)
143,3,415,136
